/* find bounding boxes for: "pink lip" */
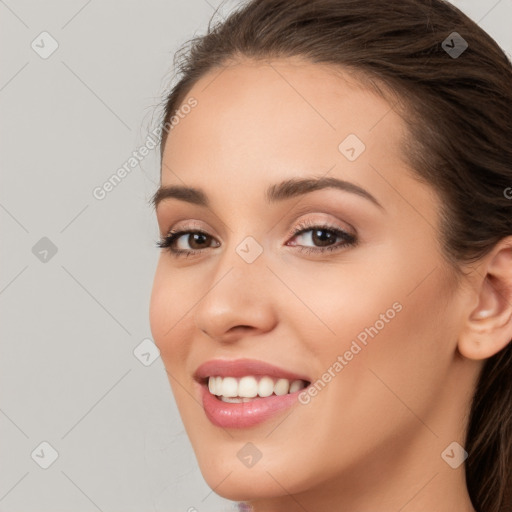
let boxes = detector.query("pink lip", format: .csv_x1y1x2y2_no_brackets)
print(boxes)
194,358,310,382
194,358,311,429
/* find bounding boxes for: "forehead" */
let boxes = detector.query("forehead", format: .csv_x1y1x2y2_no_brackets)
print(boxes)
161,58,408,199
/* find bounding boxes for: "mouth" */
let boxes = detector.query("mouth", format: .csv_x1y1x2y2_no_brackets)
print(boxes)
194,359,312,428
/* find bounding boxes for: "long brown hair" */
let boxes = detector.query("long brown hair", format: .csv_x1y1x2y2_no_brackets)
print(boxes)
157,1,512,510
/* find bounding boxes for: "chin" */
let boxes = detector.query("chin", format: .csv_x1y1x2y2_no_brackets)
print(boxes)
197,460,303,502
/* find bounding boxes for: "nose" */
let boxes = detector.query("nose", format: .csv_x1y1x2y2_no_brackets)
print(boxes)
193,256,278,344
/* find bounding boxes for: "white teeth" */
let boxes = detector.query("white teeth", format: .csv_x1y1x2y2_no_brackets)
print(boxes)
238,376,258,397
215,376,222,395
274,378,290,396
258,376,274,397
221,377,238,398
289,380,304,393
220,396,253,403
207,375,308,399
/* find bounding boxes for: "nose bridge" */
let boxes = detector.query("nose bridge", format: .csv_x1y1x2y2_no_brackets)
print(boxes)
193,235,277,339
212,230,270,291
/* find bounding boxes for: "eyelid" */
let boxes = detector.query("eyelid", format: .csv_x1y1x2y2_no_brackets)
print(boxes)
284,215,356,241
157,214,358,258
161,219,214,238
162,214,354,244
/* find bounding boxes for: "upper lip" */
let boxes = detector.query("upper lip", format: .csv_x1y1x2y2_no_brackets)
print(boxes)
194,358,311,383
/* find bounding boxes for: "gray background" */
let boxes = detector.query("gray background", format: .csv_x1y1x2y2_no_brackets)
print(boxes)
0,1,510,511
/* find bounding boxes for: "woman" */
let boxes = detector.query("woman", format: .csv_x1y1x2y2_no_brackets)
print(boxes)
149,1,512,510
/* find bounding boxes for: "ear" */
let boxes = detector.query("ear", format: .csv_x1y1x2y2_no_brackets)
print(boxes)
458,236,512,360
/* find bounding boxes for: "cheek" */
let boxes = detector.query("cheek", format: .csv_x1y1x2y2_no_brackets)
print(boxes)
275,258,408,352
149,267,171,348
149,260,193,365
149,264,201,423
281,252,456,420
307,261,456,431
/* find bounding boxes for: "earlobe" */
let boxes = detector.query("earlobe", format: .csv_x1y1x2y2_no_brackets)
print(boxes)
458,238,512,360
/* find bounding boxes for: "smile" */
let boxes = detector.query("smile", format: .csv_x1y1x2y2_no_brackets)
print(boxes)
194,359,312,428
208,375,308,402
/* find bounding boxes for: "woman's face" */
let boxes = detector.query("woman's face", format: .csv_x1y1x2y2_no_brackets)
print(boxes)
149,58,474,504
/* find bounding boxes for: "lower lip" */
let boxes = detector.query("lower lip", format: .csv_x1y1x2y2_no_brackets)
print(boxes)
200,383,305,429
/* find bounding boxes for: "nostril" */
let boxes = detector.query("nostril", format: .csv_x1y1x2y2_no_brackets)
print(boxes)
229,325,252,333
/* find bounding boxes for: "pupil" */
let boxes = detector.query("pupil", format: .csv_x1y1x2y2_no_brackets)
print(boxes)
190,233,208,249
313,229,335,247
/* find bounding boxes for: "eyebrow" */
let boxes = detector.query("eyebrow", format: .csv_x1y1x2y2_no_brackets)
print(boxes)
151,176,383,210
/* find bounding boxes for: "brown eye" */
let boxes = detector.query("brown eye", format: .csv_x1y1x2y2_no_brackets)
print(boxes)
156,229,220,256
288,223,357,254
185,232,213,250
310,228,338,247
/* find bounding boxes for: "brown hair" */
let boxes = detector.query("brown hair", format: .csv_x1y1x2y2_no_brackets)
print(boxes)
157,1,512,510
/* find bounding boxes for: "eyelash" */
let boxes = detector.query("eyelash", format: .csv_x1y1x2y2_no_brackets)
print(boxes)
155,219,357,258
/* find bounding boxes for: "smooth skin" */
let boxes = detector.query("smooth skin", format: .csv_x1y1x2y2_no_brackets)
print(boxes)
149,58,512,512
